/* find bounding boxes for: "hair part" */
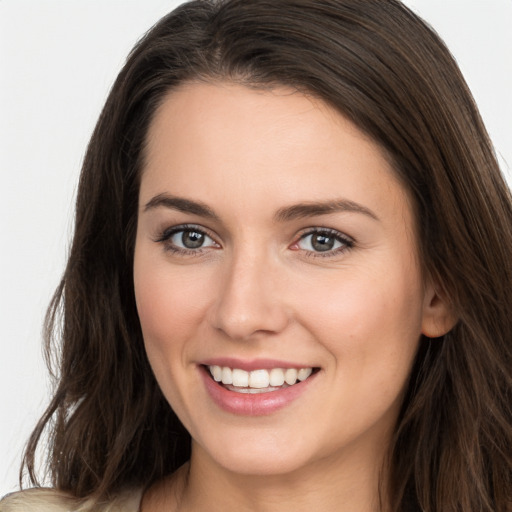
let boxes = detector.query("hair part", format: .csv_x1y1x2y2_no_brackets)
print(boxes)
22,1,512,511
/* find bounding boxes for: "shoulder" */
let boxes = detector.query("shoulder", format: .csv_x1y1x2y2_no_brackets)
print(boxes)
0,487,143,512
0,488,76,512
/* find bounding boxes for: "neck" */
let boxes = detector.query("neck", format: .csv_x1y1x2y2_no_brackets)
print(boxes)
173,440,390,512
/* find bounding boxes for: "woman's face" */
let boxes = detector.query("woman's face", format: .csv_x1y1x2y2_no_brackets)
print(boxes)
134,82,443,477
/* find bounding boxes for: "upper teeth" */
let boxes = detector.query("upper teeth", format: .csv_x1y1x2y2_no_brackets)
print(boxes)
208,366,313,388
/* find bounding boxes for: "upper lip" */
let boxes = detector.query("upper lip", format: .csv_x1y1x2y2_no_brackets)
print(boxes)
200,357,316,372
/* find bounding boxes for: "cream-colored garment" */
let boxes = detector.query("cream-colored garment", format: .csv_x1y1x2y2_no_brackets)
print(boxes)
0,487,143,512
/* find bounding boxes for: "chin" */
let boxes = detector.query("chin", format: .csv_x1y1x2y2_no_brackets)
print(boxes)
192,431,318,477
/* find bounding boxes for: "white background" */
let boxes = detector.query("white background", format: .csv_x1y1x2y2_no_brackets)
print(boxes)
1,0,511,495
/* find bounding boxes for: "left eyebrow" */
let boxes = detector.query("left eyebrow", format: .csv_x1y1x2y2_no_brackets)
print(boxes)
274,199,379,222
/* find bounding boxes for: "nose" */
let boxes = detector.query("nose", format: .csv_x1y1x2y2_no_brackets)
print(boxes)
209,249,290,341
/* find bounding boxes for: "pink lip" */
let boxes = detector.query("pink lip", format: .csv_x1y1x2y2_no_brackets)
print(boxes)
199,365,317,416
200,357,312,372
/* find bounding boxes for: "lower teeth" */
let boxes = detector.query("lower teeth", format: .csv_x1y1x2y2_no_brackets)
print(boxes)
224,384,290,394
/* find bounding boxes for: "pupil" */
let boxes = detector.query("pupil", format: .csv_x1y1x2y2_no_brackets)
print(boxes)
182,230,204,249
312,234,334,252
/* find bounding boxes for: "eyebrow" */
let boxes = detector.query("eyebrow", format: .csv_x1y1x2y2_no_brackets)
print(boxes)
143,193,378,222
274,199,379,222
143,193,219,220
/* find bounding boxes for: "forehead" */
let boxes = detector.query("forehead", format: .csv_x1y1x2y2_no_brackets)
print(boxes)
140,82,412,228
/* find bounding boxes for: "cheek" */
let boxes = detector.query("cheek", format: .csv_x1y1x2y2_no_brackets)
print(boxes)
296,263,424,369
133,253,214,414
134,256,211,346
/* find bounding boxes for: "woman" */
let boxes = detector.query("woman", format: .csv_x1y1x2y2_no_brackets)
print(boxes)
2,0,511,511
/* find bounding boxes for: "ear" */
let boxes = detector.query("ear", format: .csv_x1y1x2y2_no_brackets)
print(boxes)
421,280,458,338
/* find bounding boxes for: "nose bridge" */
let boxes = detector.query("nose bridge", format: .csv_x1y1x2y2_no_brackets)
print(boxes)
210,242,289,340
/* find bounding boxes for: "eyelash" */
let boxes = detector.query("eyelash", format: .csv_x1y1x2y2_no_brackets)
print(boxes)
294,228,354,258
154,224,354,258
154,224,219,257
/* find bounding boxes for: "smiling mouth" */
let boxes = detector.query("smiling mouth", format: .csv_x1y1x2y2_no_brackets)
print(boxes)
206,365,318,394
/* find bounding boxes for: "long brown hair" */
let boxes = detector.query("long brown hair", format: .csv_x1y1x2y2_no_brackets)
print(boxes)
22,1,512,510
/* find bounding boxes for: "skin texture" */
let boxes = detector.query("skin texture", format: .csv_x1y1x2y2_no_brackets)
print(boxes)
134,82,453,512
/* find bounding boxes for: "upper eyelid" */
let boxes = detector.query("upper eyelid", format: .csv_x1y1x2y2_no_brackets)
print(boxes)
297,227,354,242
155,223,217,241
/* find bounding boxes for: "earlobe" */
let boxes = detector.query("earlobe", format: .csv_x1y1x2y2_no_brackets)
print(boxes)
421,281,458,338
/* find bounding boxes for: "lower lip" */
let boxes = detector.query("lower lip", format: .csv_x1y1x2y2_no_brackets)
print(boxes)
199,366,316,416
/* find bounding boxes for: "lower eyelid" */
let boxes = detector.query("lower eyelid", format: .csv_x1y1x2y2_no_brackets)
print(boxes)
163,244,205,255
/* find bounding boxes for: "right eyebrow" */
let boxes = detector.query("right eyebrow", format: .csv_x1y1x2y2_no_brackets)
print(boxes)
143,193,219,220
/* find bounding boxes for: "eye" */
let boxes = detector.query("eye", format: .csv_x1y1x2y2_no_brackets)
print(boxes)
155,225,219,254
171,229,213,249
294,229,353,256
